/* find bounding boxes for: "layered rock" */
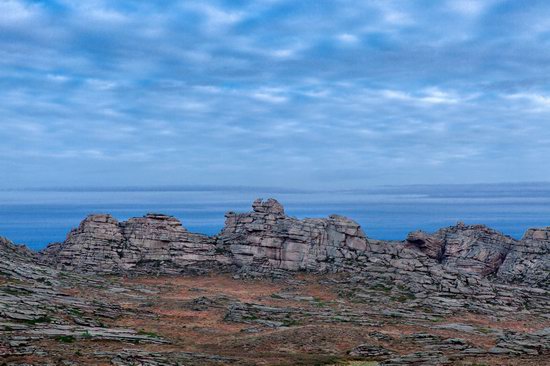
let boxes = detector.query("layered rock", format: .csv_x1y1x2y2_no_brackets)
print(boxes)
38,198,550,291
0,236,37,262
218,198,368,271
497,227,550,287
41,213,223,273
405,223,515,277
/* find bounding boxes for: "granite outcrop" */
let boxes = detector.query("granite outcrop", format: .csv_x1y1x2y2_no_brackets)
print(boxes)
405,224,515,277
219,198,368,271
38,198,550,291
497,227,550,287
40,213,225,273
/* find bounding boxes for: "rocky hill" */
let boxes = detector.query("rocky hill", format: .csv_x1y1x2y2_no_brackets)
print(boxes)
1,198,550,365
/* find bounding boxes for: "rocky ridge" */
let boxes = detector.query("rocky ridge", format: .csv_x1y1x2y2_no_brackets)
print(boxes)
40,198,550,291
497,227,550,287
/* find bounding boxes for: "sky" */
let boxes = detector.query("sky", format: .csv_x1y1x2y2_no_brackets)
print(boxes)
2,0,550,190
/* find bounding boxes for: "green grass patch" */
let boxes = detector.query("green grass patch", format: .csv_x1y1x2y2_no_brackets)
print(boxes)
137,330,161,338
55,335,75,343
312,297,328,307
391,292,416,303
69,308,84,316
478,327,493,334
276,354,344,365
242,314,259,321
22,316,52,325
370,284,392,293
1,287,32,296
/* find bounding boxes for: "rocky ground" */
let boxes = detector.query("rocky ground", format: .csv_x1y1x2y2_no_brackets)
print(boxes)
1,264,549,365
2,198,550,365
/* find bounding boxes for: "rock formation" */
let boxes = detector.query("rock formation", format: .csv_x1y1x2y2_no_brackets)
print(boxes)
38,198,550,291
3,200,550,365
405,223,515,277
41,198,369,274
41,213,224,273
218,198,368,272
497,227,550,287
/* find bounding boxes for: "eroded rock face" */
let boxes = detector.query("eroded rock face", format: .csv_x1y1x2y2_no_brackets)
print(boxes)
405,223,515,277
38,198,550,290
497,227,550,287
405,231,444,259
219,198,368,272
0,236,37,260
41,199,369,274
41,213,221,273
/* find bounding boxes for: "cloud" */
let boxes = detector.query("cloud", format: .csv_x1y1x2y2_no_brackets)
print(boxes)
1,0,550,188
448,1,489,17
336,33,359,44
505,93,550,108
380,88,473,105
0,0,41,24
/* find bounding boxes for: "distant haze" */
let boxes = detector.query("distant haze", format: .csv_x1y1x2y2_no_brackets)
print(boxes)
2,1,550,189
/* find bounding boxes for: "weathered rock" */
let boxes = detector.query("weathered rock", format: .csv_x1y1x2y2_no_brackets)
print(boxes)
1,225,550,366
497,227,550,287
251,198,285,216
101,349,238,365
349,343,393,357
491,328,550,355
406,223,515,277
41,213,225,273
218,198,368,272
36,198,550,292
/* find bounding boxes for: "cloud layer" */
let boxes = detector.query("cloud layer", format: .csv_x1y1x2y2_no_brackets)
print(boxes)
2,0,550,189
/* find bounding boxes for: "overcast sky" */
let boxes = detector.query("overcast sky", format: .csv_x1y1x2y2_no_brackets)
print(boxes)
1,0,550,189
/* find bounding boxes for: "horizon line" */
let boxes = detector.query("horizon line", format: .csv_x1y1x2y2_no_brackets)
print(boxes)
2,181,550,193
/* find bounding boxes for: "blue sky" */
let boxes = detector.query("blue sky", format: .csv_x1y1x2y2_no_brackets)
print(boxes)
2,0,550,189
